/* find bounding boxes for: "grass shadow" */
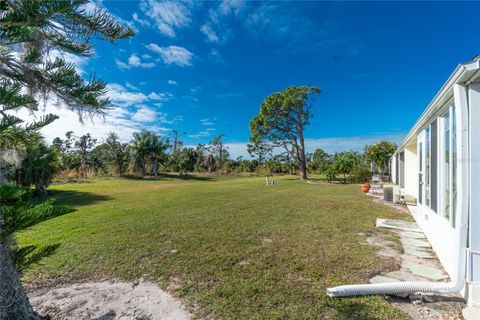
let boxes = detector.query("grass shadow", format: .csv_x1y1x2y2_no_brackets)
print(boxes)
328,299,405,320
14,244,61,273
40,190,113,207
123,172,214,182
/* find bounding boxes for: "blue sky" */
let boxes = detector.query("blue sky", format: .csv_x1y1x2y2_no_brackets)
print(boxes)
30,0,480,158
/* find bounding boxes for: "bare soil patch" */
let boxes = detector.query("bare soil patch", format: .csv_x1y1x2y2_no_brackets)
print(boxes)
29,280,192,320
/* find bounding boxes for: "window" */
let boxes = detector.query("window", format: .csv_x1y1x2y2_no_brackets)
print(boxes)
444,112,450,219
419,142,423,204
451,106,457,227
439,105,457,227
431,120,438,213
425,126,431,207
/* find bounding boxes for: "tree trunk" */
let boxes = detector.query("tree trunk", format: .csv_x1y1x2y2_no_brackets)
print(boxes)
154,159,159,177
206,155,212,174
299,161,307,180
139,158,146,176
0,235,42,320
297,130,308,180
35,183,47,196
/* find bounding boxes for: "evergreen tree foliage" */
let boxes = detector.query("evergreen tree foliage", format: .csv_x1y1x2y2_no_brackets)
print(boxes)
0,0,134,148
0,2,133,318
249,86,320,180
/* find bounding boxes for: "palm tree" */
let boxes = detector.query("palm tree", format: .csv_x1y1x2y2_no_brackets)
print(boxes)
131,131,169,176
18,138,60,195
130,131,151,176
149,135,169,176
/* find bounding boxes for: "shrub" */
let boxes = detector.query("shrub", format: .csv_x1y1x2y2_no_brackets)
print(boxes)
18,140,60,194
324,164,338,182
350,167,373,183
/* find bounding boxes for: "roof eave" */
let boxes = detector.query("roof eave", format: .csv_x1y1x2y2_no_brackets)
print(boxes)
394,59,480,155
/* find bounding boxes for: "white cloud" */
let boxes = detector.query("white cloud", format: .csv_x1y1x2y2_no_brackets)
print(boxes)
115,59,129,69
106,83,173,110
116,54,156,69
129,54,155,68
244,4,316,44
125,82,140,90
130,106,182,124
106,83,149,106
148,92,171,101
200,0,246,43
167,80,177,85
47,50,90,75
10,103,163,144
209,48,225,65
218,0,246,16
182,95,199,102
146,44,193,67
189,86,202,93
139,0,192,37
158,112,183,124
188,131,211,139
133,12,150,27
200,24,219,42
200,118,216,126
132,106,158,123
9,92,183,144
79,0,102,15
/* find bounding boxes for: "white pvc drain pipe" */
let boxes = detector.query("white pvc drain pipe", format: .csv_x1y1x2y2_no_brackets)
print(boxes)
327,217,467,297
328,196,468,298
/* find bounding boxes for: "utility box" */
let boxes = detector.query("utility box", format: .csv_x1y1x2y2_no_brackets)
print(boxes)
383,187,394,203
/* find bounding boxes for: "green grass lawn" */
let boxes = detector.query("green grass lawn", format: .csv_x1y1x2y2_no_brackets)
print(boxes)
18,175,411,319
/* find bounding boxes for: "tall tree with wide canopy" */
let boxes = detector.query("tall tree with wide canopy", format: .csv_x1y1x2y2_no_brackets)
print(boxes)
0,1,133,318
249,86,320,180
364,140,397,174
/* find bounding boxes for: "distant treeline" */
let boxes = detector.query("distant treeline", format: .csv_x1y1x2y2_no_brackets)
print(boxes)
1,128,396,194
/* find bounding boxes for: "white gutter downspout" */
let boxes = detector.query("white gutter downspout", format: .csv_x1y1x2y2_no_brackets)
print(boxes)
327,83,470,298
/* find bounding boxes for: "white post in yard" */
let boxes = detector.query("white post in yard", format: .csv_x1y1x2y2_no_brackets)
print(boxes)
265,177,269,186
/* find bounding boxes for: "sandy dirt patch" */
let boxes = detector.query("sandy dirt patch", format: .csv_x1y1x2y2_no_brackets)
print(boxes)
29,280,192,320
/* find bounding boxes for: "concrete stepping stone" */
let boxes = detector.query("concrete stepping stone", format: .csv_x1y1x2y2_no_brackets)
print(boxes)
402,237,431,248
404,246,434,259
370,275,400,283
402,231,426,239
406,263,448,281
376,218,421,232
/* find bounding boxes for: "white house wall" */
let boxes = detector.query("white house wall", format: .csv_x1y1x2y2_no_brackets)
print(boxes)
389,58,480,312
403,142,418,199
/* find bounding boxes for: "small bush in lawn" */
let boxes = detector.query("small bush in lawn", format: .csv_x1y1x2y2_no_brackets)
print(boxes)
350,167,373,183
